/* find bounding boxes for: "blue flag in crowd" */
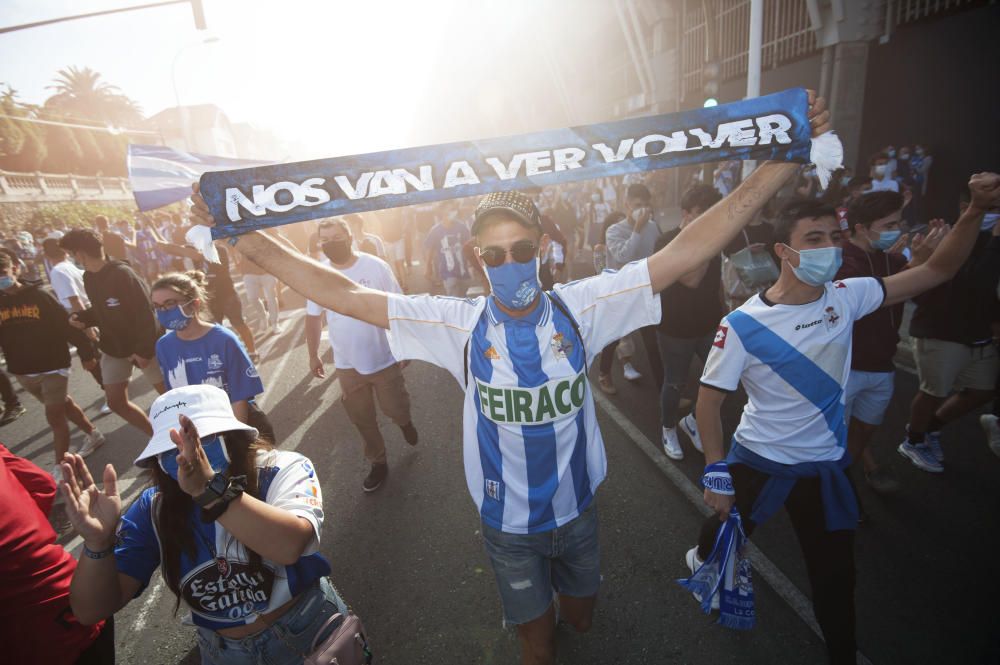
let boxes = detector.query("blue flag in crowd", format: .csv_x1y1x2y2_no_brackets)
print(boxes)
127,144,270,211
200,87,840,240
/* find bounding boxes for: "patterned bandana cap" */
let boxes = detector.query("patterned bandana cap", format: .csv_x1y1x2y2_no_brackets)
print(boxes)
472,190,543,235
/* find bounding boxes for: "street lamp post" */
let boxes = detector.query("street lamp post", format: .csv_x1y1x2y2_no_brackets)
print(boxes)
171,36,220,152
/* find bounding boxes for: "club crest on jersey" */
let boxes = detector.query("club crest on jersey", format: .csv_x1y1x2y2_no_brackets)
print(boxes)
485,479,501,501
824,306,840,330
834,281,847,289
714,325,729,348
550,332,573,360
483,345,500,361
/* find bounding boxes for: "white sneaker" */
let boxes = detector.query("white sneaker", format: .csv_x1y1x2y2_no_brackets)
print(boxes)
77,430,106,458
685,546,719,610
622,362,642,382
99,403,112,415
272,321,284,336
679,413,703,453
662,427,684,460
981,415,1000,458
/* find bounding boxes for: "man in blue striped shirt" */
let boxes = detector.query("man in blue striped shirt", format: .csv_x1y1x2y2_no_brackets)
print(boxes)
192,94,834,665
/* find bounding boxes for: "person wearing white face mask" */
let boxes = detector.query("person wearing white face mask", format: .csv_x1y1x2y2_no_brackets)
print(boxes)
686,173,1000,665
869,152,899,193
834,192,945,495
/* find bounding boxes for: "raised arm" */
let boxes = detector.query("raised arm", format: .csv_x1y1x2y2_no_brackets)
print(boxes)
881,172,1000,307
190,185,389,329
647,92,830,293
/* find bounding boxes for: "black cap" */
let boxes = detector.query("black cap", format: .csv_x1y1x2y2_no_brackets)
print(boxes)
471,190,542,235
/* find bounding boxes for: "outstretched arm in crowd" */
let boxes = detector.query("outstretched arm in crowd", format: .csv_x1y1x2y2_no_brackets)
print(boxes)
646,91,830,294
189,185,390,329
881,172,1000,306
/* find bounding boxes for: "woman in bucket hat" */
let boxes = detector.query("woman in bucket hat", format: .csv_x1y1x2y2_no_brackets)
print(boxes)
60,384,354,665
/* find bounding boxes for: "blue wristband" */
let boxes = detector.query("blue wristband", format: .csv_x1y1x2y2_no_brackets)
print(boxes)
702,461,735,496
83,544,115,559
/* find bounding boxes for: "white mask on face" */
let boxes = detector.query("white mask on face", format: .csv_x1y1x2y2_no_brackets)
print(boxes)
874,165,888,178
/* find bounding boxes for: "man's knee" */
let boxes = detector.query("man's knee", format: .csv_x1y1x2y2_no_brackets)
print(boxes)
104,386,129,411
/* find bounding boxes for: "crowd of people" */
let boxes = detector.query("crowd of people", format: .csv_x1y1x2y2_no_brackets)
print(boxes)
2,90,999,665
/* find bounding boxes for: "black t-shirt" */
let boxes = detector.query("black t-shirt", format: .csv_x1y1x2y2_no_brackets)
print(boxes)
204,245,235,296
723,222,777,260
656,229,724,338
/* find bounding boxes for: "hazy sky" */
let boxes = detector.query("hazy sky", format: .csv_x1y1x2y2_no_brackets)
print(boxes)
0,0,477,157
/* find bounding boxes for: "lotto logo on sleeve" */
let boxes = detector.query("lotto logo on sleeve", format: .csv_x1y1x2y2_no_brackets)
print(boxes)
714,325,729,348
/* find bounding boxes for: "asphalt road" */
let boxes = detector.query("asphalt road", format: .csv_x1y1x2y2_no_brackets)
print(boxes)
7,267,1000,665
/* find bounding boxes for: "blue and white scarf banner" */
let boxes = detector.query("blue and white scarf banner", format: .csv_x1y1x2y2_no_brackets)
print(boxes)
127,144,271,212
677,509,755,630
201,87,841,240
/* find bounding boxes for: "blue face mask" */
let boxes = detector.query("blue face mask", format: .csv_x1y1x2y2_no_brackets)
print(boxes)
486,257,541,310
871,230,902,251
156,302,193,331
980,212,1000,232
158,434,230,480
787,246,843,286
0,275,14,290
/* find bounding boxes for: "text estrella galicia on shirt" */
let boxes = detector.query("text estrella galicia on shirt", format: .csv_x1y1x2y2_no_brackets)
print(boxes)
181,559,276,621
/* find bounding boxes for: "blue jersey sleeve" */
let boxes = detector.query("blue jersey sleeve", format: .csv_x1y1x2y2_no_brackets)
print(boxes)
115,487,161,592
222,329,264,401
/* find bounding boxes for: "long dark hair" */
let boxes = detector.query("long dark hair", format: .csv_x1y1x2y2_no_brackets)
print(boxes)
151,429,273,613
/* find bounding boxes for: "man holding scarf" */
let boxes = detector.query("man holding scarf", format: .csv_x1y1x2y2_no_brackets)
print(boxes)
191,93,831,665
689,173,1000,664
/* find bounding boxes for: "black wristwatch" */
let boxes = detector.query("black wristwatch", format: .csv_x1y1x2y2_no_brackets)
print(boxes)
195,473,247,521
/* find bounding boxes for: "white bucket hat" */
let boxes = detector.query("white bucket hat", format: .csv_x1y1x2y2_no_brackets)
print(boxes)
134,384,258,468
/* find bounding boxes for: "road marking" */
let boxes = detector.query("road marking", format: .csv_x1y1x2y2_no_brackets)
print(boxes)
130,578,163,632
592,390,874,665
256,320,305,409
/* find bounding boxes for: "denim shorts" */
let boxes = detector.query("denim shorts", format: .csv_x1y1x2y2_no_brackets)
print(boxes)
481,502,601,626
196,577,350,665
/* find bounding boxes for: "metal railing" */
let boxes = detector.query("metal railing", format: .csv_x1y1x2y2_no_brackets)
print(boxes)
891,0,993,25
0,170,132,202
681,0,818,98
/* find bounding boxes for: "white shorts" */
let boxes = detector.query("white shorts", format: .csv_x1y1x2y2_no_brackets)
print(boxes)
844,370,895,426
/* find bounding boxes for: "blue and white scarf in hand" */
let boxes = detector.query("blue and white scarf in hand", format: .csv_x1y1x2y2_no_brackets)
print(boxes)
677,509,756,630
199,87,842,240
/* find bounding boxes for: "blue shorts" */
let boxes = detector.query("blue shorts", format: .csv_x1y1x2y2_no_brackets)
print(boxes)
481,501,601,626
844,370,895,426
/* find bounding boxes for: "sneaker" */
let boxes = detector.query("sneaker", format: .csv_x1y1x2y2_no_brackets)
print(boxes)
401,422,419,446
980,414,1000,458
897,440,943,473
272,322,284,336
685,546,719,610
597,373,617,395
622,362,642,382
363,463,388,493
77,430,106,458
99,403,112,415
864,467,901,495
679,413,703,453
0,404,26,426
662,427,683,460
926,431,944,463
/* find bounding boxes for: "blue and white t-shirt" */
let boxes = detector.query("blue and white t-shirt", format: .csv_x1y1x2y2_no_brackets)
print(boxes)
386,260,661,534
115,450,328,629
424,222,471,279
700,277,886,464
156,325,263,402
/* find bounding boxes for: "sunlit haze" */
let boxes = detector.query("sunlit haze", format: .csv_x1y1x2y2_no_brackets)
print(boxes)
0,0,604,159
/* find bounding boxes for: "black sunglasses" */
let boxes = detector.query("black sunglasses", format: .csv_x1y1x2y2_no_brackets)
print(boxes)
478,240,538,268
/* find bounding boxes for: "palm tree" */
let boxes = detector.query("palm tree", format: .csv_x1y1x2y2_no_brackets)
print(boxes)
44,66,143,126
